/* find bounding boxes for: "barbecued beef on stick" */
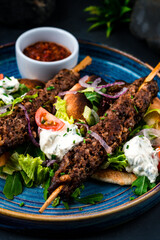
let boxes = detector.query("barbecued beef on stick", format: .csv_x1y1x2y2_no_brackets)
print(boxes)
0,69,80,155
49,77,158,200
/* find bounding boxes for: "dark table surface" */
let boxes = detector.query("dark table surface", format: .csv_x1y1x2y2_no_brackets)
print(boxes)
0,1,160,239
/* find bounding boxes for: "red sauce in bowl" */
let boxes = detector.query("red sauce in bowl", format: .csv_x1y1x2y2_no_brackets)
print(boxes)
23,41,71,62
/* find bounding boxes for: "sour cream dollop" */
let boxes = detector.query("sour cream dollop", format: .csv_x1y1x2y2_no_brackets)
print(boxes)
39,121,83,161
0,76,19,104
123,136,159,183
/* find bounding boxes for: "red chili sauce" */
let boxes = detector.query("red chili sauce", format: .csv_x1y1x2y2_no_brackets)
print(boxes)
23,41,71,62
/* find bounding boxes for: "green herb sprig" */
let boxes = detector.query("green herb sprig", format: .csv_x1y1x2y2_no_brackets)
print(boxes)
84,0,133,37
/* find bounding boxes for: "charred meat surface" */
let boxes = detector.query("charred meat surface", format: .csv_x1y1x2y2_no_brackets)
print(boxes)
49,77,158,200
0,69,80,155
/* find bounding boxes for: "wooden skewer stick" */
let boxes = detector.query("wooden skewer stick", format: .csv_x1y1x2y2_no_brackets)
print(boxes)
139,62,160,91
73,56,92,73
39,185,64,213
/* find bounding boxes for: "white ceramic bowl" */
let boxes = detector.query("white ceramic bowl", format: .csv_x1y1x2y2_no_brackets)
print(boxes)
15,27,79,81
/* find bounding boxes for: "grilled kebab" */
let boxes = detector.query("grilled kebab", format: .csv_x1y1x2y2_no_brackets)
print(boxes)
0,69,80,155
49,77,158,200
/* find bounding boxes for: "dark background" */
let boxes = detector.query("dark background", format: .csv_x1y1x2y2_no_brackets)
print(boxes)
0,0,160,239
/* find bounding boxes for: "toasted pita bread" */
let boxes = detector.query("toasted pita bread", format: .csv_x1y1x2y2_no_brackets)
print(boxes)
92,169,137,186
64,76,98,120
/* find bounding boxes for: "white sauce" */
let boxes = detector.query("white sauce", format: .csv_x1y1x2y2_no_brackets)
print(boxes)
123,136,159,183
39,120,83,161
0,76,19,104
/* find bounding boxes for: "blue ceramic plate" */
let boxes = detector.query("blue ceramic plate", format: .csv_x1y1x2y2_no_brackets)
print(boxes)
0,41,160,231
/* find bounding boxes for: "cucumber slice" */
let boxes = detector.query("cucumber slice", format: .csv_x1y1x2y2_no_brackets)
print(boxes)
83,106,99,126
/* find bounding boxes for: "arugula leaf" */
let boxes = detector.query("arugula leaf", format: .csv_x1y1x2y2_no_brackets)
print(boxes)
74,193,104,204
131,176,156,196
43,177,51,201
3,172,23,200
62,201,70,210
71,184,85,199
43,164,59,200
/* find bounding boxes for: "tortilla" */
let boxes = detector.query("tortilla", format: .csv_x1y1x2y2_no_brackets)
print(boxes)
92,169,137,186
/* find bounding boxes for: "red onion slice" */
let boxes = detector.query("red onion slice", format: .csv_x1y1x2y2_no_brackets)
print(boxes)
89,130,112,154
58,90,78,96
78,75,90,88
96,87,128,99
96,81,125,90
91,77,101,87
78,76,128,99
76,123,112,154
58,76,128,99
18,103,40,148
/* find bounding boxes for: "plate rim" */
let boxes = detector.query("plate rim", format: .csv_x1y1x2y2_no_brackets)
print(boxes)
0,41,159,223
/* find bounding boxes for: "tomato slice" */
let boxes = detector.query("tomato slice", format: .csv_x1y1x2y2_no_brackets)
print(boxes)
0,74,4,80
35,107,65,131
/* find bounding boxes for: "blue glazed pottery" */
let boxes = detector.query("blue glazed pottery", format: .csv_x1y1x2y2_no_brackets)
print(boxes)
0,41,159,231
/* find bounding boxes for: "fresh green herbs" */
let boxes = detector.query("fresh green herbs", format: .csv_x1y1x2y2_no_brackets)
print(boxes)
0,92,38,118
11,83,30,99
131,176,156,196
71,185,103,204
46,86,55,91
134,105,139,113
19,202,25,207
102,147,128,171
35,86,42,89
84,0,133,37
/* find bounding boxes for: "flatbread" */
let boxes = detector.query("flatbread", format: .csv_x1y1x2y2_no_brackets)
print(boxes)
92,169,137,186
64,82,92,120
64,76,98,120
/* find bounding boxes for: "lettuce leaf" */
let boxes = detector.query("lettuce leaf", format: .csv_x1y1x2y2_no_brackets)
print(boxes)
2,152,22,175
2,152,49,192
18,154,49,185
101,148,128,171
54,96,74,124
